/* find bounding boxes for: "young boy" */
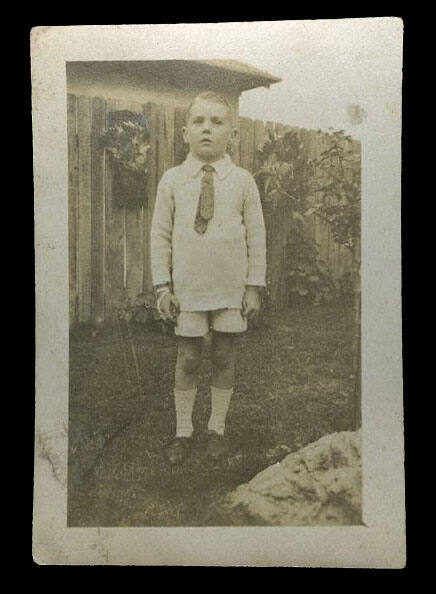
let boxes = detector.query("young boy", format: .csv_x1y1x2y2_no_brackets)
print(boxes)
150,91,266,465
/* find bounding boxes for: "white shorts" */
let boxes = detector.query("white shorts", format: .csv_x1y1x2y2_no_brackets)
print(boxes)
175,308,247,337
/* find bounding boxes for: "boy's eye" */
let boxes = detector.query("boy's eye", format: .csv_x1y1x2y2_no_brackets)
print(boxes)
191,117,223,125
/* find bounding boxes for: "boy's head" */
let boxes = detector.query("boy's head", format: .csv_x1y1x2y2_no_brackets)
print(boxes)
183,92,237,163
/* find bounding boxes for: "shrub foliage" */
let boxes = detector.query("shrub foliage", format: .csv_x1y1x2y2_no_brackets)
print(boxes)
254,127,360,307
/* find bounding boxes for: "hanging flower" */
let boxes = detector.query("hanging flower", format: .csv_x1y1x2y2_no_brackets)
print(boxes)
100,111,150,174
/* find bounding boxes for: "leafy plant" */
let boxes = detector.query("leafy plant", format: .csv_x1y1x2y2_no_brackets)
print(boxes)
100,111,150,174
286,228,337,306
254,129,310,208
309,129,361,249
117,293,172,334
255,127,361,306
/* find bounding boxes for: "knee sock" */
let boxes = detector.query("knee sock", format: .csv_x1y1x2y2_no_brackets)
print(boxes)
174,387,197,438
208,386,233,435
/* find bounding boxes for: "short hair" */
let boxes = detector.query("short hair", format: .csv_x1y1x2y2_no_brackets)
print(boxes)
186,92,233,124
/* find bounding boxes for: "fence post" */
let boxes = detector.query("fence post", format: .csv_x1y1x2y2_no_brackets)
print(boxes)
67,94,78,327
143,102,159,296
104,99,125,318
351,242,361,430
77,95,92,323
90,96,106,324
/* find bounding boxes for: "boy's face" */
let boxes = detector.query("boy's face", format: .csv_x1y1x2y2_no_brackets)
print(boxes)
183,99,237,162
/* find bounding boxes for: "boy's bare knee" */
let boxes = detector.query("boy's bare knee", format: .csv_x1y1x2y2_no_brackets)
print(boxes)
181,354,201,375
211,332,235,372
212,349,232,372
178,338,203,375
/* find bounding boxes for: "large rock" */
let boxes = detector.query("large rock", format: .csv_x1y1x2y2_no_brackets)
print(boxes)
227,430,362,526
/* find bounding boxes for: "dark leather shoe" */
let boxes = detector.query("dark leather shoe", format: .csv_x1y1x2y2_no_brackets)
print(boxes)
165,437,192,465
206,430,229,462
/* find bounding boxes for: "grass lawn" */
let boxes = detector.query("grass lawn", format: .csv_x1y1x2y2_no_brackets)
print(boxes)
68,304,358,526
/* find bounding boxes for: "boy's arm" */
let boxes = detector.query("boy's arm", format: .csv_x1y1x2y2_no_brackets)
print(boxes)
150,171,175,290
243,173,267,288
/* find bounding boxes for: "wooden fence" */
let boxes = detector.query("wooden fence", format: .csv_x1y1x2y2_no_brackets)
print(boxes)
68,94,360,325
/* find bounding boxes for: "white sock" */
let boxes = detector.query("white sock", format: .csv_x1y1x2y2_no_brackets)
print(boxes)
208,386,233,435
174,388,197,438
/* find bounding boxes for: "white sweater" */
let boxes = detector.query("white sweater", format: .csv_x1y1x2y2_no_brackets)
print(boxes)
150,153,266,312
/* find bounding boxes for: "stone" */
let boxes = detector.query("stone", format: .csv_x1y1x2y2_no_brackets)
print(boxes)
227,430,362,525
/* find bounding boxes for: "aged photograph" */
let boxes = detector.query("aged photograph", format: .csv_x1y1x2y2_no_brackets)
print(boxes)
32,20,404,566
67,58,362,527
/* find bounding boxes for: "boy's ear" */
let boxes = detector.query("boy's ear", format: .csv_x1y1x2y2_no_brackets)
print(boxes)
230,127,238,139
182,126,188,143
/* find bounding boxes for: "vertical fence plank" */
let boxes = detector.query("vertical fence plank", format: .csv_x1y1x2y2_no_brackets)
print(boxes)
271,236,278,307
174,106,188,166
248,118,256,172
164,105,176,168
274,122,285,138
67,94,78,326
322,217,330,266
104,99,125,316
239,117,247,170
298,128,311,162
125,207,144,301
265,201,285,310
304,131,316,247
352,138,361,271
332,237,340,278
142,102,174,294
141,103,174,297
156,103,167,186
278,200,288,309
231,117,241,166
143,102,159,295
352,139,361,158
264,203,274,308
77,96,92,323
319,217,328,265
313,213,319,256
269,208,276,307
240,117,255,172
274,204,284,308
337,245,345,279
253,119,266,173
116,102,148,302
310,130,318,244
265,121,275,138
90,96,106,323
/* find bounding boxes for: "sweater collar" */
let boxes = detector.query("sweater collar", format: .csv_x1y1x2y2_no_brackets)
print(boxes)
184,153,234,181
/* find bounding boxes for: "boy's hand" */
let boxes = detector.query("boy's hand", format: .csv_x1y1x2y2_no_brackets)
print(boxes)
242,286,262,321
158,292,180,324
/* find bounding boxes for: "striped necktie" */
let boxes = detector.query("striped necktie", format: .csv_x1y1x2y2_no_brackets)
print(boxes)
194,164,215,234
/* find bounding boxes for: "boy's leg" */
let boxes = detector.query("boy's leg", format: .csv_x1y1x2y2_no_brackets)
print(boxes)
210,331,236,390
174,336,204,437
175,335,204,390
208,331,236,441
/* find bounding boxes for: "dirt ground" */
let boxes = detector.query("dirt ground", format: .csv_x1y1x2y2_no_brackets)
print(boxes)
68,304,357,526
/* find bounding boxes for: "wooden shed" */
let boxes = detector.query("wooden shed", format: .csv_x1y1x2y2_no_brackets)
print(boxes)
67,60,282,326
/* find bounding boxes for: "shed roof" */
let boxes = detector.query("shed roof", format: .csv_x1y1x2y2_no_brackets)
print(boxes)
192,60,282,90
67,59,281,95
